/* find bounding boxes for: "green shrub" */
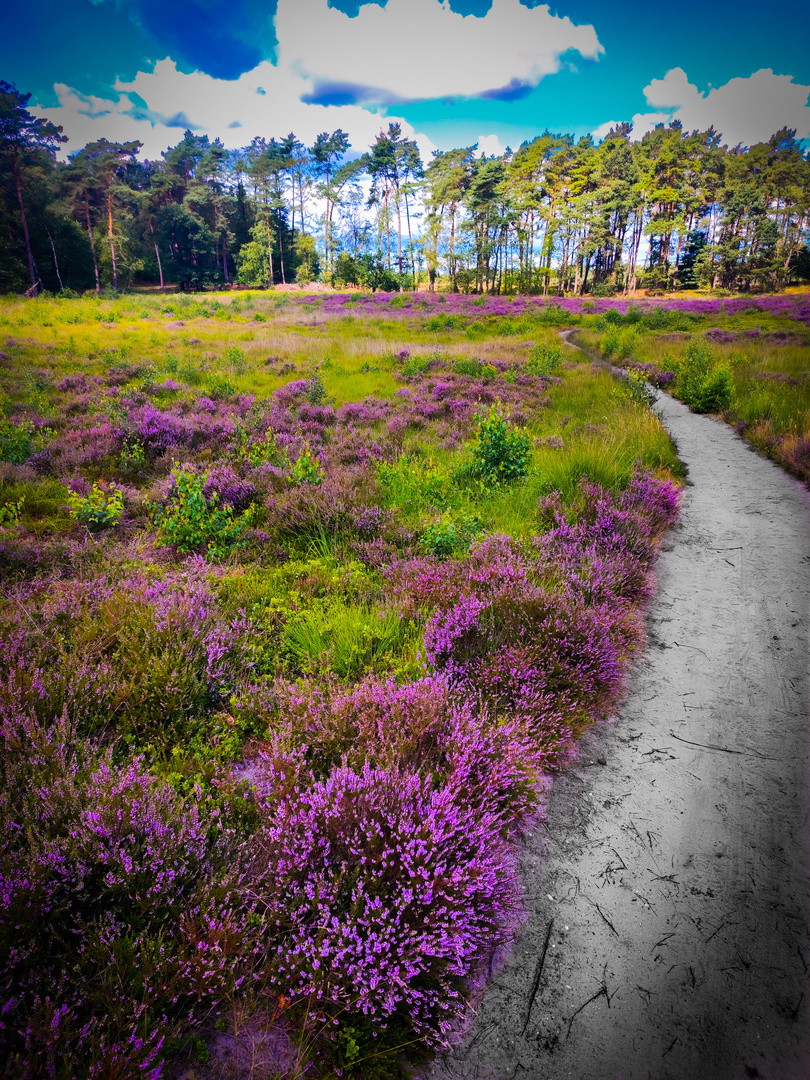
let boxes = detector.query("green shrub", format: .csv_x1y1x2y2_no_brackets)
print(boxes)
67,482,124,531
0,495,24,526
401,354,433,379
291,441,324,485
208,375,238,398
623,370,657,408
151,466,253,557
468,402,531,486
232,425,288,468
672,340,734,413
526,342,563,376
0,418,50,465
421,512,482,560
453,357,484,377
699,366,734,413
223,345,248,373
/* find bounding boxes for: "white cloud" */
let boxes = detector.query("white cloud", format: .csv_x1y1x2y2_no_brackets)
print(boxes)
476,134,507,158
38,58,437,162
34,0,602,160
595,67,810,147
276,0,603,103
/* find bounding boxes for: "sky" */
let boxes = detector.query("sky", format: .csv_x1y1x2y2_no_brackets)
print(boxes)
4,0,810,162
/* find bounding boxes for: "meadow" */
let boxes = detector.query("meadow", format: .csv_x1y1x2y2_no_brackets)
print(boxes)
572,292,810,483
0,287,804,1079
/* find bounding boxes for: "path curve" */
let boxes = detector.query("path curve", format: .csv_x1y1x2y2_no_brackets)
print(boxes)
427,391,810,1080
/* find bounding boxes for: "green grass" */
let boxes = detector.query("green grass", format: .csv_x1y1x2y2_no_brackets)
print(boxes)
580,321,810,484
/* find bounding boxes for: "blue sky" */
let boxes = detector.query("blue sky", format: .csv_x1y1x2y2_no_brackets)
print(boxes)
4,0,810,159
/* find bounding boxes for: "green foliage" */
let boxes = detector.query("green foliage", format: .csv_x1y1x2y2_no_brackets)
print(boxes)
223,345,248,373
526,342,563,376
0,495,24,526
120,440,145,471
291,441,324,485
377,455,453,511
602,326,639,360
468,402,531,486
699,366,734,413
675,339,732,413
305,373,332,406
0,418,50,465
232,425,288,468
452,357,484,377
151,466,254,557
621,370,658,408
283,600,412,680
67,482,124,531
236,220,273,287
400,354,433,379
208,375,238,398
421,511,481,560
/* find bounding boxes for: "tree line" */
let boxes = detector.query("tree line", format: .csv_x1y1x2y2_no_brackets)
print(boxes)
2,80,809,296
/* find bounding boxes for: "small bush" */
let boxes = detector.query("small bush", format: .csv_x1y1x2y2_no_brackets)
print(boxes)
421,512,482,560
526,342,563,376
151,465,254,556
468,402,531,486
67,481,124,531
453,357,484,377
675,340,732,413
291,441,324,485
699,366,734,413
0,419,50,465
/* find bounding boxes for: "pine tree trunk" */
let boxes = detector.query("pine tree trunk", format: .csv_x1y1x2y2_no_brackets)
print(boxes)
46,226,64,292
450,200,457,292
85,194,100,294
404,191,415,288
107,188,118,291
12,157,37,292
278,218,286,284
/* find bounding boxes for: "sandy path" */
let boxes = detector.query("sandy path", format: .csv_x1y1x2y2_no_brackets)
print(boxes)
427,390,810,1080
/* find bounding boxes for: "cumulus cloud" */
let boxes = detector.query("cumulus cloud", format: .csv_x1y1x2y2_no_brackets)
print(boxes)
35,0,601,160
277,0,603,104
39,59,437,162
595,67,810,147
477,133,508,158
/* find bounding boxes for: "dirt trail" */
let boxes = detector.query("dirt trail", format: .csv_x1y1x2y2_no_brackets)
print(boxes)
427,391,810,1080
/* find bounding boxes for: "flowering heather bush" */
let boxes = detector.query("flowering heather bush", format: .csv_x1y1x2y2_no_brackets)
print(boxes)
251,763,522,1040
0,716,247,1079
0,573,254,747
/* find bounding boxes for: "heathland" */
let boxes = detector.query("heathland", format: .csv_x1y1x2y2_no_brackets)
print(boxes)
0,288,808,1079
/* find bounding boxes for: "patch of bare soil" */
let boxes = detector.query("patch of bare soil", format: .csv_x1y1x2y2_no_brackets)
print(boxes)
426,391,810,1080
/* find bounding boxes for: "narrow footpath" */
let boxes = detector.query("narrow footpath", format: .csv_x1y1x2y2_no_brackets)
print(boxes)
427,391,810,1080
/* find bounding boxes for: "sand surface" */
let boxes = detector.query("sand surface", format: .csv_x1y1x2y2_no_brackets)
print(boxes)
426,389,810,1080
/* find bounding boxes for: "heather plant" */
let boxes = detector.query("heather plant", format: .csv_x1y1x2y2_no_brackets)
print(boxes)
66,480,124,531
0,722,249,1079
250,762,522,1041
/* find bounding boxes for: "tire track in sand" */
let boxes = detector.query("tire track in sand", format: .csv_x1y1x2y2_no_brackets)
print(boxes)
427,390,810,1080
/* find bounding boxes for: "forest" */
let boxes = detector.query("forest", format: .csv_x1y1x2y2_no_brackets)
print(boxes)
2,79,810,299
